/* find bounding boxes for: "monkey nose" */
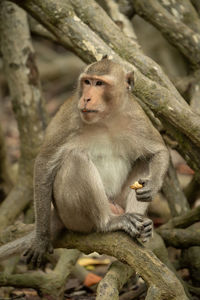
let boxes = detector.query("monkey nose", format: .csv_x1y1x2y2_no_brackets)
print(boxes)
84,98,91,103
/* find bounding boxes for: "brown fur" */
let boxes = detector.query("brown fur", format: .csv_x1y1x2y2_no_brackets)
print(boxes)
24,59,169,267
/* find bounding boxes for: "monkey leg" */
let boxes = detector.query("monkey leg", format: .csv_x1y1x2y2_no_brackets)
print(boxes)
53,149,145,238
50,209,65,241
53,149,112,233
125,190,153,241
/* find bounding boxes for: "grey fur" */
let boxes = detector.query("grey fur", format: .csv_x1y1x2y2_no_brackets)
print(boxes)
24,60,169,267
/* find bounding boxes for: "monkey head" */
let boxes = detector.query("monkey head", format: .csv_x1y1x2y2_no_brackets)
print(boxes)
78,59,134,124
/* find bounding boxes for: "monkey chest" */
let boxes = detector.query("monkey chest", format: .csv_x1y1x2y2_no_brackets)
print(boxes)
89,147,131,198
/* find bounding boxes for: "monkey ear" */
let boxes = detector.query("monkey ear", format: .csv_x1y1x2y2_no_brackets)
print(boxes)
126,71,134,91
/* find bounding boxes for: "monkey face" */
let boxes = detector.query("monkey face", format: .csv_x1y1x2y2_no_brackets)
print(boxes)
78,76,112,124
77,60,134,124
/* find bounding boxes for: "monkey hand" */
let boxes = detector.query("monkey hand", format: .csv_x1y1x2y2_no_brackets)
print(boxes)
23,235,53,268
135,178,153,202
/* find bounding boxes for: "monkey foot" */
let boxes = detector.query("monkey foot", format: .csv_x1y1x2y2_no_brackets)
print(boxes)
139,217,153,242
107,213,151,239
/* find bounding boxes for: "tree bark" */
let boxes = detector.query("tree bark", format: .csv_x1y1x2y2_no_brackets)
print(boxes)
0,125,13,200
162,158,189,217
0,249,80,300
132,0,200,65
0,225,188,300
10,0,200,180
0,1,47,230
96,261,135,300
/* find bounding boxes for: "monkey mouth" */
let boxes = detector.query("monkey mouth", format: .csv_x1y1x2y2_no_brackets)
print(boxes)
81,109,98,113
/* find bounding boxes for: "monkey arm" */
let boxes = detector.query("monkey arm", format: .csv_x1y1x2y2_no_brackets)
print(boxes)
23,154,56,266
149,147,169,195
34,155,53,238
136,146,169,202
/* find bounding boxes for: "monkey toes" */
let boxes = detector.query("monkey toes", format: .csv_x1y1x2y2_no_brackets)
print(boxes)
112,213,152,239
126,214,153,240
140,218,153,242
23,239,53,268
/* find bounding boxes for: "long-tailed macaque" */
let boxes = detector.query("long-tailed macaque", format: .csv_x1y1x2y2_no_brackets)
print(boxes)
24,57,169,267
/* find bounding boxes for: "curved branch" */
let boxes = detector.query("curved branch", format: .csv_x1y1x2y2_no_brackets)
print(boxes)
132,0,200,64
157,206,200,230
0,225,188,300
162,158,189,217
158,228,200,248
0,2,47,230
0,124,13,199
191,0,200,17
0,249,80,299
157,0,200,34
10,0,200,178
96,0,138,41
96,261,135,300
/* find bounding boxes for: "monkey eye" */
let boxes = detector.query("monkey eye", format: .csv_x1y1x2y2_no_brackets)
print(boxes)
84,79,90,85
96,81,104,86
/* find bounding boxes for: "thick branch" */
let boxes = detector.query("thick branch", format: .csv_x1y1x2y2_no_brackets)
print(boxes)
158,228,200,248
0,2,47,229
117,0,135,18
157,0,200,34
96,0,138,41
10,0,200,177
29,16,57,42
0,226,188,300
191,0,200,17
0,124,13,199
132,0,200,65
0,249,80,299
157,206,200,230
96,261,135,300
162,158,189,217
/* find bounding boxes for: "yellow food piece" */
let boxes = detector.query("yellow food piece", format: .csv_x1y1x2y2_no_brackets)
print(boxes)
130,181,143,190
78,257,110,266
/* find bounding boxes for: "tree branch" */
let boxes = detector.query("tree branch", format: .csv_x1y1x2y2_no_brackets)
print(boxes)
158,228,200,248
96,0,138,42
96,261,135,300
162,158,189,217
0,1,47,230
0,249,80,299
132,0,200,65
0,225,188,300
0,124,13,200
191,0,200,17
157,0,200,34
10,0,200,178
157,205,200,230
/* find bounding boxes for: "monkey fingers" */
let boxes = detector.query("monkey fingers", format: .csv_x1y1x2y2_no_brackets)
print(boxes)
107,214,142,238
32,251,42,268
23,248,35,265
24,249,46,268
131,213,144,222
121,213,145,238
138,179,148,186
136,187,152,202
126,214,144,231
